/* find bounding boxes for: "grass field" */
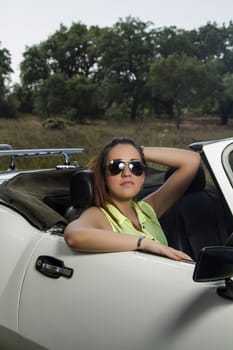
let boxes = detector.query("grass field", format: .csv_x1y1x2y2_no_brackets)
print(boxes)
0,114,232,170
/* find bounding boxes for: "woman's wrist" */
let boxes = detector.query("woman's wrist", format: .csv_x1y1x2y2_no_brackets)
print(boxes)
136,236,145,251
136,237,154,252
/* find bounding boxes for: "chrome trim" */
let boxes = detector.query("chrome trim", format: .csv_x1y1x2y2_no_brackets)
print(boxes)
0,148,84,170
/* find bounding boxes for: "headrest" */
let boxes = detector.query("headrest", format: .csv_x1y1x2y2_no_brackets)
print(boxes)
164,165,206,193
70,169,94,207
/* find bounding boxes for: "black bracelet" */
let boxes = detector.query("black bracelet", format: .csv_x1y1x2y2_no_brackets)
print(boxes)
137,236,145,251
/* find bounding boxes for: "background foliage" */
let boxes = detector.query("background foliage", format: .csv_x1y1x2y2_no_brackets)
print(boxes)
1,17,233,127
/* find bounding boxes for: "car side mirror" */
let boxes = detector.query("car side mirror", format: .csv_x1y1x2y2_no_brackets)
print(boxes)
193,246,233,300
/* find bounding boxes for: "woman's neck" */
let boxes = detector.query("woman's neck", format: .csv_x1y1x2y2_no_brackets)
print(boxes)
111,200,142,231
111,199,133,216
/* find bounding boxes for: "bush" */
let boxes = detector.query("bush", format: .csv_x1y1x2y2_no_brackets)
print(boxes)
42,117,71,130
104,102,129,120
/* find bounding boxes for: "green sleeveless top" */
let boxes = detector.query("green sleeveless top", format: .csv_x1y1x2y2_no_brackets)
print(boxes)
100,201,168,245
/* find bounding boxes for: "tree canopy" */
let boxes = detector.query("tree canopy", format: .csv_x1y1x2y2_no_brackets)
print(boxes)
2,18,233,125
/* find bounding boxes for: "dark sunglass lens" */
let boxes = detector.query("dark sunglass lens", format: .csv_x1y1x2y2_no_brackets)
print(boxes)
108,160,125,175
129,161,145,176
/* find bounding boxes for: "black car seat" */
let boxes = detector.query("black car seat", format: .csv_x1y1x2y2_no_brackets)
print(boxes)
159,166,229,260
64,169,94,222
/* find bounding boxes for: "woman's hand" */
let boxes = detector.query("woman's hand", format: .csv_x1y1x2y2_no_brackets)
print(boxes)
141,238,192,261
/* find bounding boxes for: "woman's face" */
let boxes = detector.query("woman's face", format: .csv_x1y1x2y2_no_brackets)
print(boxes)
105,144,145,202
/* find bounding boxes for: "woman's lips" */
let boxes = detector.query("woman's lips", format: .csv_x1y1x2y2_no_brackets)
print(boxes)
120,181,134,186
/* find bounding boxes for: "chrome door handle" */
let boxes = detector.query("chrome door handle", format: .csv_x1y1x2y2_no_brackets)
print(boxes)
36,256,73,279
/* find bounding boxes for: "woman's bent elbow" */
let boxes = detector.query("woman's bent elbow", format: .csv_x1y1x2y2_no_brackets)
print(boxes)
64,227,78,249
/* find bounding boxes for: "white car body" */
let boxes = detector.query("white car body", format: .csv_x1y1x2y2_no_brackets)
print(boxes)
0,139,233,350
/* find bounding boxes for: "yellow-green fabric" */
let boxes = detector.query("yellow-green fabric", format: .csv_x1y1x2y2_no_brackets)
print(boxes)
100,201,168,245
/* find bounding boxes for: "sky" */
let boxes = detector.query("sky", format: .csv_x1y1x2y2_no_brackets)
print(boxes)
1,0,233,83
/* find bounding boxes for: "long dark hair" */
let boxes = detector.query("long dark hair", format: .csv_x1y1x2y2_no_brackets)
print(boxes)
89,137,146,211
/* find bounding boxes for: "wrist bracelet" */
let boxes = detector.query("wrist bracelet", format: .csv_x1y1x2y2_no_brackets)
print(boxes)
137,236,145,251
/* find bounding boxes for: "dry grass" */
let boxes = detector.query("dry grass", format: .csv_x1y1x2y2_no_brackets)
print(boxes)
0,114,232,170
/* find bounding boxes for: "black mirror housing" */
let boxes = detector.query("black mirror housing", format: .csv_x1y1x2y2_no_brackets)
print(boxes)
193,246,233,282
193,246,233,300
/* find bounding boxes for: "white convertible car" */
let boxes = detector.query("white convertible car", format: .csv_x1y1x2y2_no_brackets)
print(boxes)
0,138,233,350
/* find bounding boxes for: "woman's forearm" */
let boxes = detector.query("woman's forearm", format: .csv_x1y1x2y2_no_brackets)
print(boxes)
64,226,191,260
143,147,200,169
64,227,139,253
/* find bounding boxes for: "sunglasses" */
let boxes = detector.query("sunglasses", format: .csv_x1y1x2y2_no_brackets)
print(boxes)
107,159,145,176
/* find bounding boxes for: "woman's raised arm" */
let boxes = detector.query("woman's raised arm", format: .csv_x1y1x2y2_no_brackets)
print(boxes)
143,147,201,217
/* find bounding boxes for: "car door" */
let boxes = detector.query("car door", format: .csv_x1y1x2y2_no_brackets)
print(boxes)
18,233,233,350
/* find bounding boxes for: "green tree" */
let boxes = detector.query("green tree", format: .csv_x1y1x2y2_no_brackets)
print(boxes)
66,75,100,120
218,73,233,125
20,23,102,117
148,54,221,128
34,73,68,116
19,45,50,113
196,22,226,61
41,23,100,79
11,83,34,113
20,45,49,87
98,16,155,121
221,22,233,74
0,43,14,117
154,26,197,58
196,59,222,115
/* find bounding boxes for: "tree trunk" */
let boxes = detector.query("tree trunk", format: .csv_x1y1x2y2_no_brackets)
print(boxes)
220,114,228,126
174,99,181,129
130,97,138,121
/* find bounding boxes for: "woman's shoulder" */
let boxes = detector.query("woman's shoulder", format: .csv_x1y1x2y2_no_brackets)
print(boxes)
79,206,112,229
84,205,102,214
80,206,103,219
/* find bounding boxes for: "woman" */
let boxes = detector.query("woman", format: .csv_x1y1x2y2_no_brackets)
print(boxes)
64,137,201,260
